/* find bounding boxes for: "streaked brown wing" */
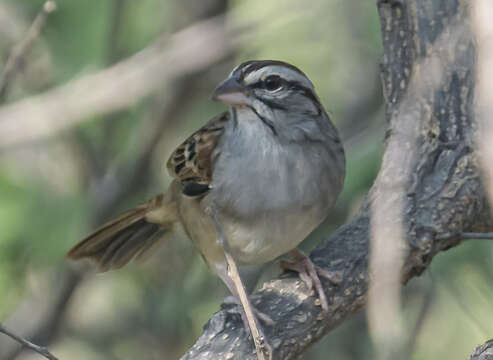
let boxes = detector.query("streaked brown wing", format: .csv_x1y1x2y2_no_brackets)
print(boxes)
166,111,229,196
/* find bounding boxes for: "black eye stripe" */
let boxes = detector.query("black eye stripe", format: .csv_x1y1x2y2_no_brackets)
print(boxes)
248,77,287,90
247,79,320,107
248,79,282,90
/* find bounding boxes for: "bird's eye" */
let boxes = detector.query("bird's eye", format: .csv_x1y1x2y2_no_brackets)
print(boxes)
263,75,282,91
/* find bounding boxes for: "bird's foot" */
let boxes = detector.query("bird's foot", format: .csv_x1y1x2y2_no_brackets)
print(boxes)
280,249,342,312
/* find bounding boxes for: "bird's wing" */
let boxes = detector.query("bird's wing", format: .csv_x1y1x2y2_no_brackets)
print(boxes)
166,111,229,196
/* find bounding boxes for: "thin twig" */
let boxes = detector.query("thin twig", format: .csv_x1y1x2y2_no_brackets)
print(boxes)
436,232,493,241
0,324,58,360
0,1,56,103
461,232,493,239
2,267,83,360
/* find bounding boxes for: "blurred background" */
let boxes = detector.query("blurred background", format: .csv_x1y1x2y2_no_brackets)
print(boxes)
0,0,491,359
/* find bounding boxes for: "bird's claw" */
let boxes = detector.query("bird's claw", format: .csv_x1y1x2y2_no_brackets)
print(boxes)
281,249,342,312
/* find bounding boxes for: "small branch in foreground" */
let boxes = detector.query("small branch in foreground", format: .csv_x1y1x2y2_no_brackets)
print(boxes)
0,323,58,360
0,1,56,102
436,232,493,241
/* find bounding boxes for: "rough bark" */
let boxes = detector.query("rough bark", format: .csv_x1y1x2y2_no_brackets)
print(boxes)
469,340,493,360
182,1,492,359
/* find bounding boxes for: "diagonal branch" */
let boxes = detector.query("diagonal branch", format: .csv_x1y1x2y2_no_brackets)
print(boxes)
0,1,56,103
0,15,243,150
0,324,58,360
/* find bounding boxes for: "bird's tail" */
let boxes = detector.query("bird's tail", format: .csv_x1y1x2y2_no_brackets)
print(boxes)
66,190,178,272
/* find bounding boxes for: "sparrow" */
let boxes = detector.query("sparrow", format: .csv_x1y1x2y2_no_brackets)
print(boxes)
66,60,345,359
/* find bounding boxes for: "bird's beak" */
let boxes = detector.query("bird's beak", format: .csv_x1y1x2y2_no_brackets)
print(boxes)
211,77,250,106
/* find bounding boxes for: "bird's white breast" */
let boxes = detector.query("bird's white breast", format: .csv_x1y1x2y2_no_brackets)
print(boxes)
209,107,336,264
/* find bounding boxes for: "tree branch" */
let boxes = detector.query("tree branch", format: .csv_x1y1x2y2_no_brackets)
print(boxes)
0,1,56,103
181,1,491,359
469,340,493,360
0,15,241,150
0,324,58,360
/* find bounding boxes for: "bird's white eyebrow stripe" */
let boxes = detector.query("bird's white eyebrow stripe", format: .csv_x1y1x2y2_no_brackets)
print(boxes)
241,63,254,74
243,65,314,90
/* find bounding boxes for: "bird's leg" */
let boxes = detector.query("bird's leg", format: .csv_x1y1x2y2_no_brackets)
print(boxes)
280,248,342,312
210,209,272,360
222,251,273,360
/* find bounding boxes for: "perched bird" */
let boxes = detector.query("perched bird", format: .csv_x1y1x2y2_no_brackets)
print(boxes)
66,60,345,358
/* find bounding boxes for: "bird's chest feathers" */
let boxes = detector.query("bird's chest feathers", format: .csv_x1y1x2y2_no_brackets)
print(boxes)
211,116,324,218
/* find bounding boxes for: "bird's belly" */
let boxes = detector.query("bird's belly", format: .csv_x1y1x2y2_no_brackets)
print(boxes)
178,192,327,272
222,209,324,265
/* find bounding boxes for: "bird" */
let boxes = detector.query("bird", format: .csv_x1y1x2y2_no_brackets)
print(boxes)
66,60,345,358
